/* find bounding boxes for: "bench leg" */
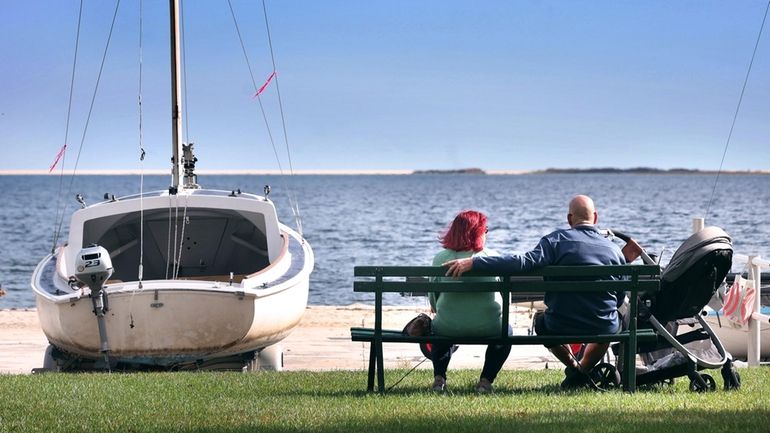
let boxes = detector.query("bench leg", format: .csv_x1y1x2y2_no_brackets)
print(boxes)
376,340,385,394
623,339,637,392
367,341,376,392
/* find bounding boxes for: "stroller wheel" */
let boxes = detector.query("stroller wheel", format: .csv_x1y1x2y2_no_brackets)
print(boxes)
592,362,621,389
723,369,741,391
688,373,716,392
721,362,741,391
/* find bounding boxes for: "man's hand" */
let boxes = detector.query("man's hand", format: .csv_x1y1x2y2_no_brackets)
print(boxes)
621,238,643,263
443,257,473,278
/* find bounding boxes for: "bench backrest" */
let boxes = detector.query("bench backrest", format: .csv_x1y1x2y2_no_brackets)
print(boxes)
354,264,660,338
354,264,660,293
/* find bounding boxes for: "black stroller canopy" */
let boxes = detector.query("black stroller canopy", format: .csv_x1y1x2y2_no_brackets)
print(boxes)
662,227,733,283
651,226,733,322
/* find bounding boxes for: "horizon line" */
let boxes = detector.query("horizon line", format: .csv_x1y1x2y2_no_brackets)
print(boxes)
0,168,768,176
0,169,532,175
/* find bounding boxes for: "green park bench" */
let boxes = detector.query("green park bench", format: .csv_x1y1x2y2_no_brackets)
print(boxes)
350,264,661,393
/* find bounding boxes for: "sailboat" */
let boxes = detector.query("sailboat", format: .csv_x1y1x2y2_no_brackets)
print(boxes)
30,0,314,371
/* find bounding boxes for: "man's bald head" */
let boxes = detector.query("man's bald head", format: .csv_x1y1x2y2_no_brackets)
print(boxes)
568,195,598,227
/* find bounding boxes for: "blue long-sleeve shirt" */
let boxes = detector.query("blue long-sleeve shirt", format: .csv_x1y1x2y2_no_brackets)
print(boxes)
473,224,626,334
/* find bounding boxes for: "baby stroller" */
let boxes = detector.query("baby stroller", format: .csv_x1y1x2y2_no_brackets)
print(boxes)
613,226,741,392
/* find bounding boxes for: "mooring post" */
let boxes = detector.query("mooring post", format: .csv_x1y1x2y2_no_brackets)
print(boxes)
747,256,761,366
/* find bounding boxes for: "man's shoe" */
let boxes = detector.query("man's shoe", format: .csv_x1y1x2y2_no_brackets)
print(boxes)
432,375,447,393
561,366,599,391
475,377,493,394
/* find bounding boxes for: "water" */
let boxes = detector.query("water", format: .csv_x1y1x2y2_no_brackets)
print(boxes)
1,173,768,309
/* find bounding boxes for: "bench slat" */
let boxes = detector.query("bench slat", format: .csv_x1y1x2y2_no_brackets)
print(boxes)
350,327,658,344
354,279,660,293
354,264,660,278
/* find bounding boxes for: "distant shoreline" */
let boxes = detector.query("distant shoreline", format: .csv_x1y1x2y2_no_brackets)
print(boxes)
533,167,770,175
0,168,768,176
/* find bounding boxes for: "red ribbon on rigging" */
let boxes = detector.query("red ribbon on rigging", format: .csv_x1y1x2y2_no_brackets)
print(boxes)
252,71,276,99
48,144,67,172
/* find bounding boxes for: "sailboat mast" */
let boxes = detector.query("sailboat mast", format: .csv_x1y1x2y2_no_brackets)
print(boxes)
169,0,183,190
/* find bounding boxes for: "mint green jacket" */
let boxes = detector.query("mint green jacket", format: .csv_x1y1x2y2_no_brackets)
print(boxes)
429,248,502,337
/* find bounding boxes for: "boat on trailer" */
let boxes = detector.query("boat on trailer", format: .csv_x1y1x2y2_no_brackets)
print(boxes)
31,0,313,371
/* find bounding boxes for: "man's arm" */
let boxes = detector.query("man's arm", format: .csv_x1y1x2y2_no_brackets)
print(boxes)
444,237,554,277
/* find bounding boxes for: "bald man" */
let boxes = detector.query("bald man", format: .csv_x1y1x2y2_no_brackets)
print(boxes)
443,195,629,390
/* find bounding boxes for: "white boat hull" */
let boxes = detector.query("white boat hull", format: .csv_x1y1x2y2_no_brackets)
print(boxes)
35,278,308,365
703,312,770,360
31,190,314,369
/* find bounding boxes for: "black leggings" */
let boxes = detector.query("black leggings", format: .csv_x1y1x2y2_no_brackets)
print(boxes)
431,326,513,382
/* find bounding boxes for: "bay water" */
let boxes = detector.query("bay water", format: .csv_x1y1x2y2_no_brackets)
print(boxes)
1,173,768,309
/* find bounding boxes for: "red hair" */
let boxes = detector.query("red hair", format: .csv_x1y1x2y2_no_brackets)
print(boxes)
440,210,487,252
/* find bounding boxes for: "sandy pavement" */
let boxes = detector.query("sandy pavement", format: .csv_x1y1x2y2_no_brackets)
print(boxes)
0,305,556,374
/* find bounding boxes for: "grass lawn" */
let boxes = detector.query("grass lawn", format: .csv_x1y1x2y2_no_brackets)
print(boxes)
0,368,767,433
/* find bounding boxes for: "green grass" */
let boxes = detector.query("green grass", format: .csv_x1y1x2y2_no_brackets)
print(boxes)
0,368,768,433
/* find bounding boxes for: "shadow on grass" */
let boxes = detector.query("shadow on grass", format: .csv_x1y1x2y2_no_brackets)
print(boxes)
259,381,643,397
120,408,770,433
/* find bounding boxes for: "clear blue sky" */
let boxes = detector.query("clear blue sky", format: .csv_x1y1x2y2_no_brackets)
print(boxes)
2,1,769,172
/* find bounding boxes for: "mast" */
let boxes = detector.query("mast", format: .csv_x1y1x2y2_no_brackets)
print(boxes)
169,0,183,191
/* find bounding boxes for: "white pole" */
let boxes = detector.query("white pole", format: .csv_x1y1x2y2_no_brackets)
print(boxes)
169,0,183,190
692,218,704,233
747,256,761,366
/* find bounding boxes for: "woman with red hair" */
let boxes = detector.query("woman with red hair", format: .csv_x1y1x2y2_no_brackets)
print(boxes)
429,210,510,393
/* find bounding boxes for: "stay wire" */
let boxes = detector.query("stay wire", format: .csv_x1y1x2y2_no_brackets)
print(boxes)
165,195,173,279
51,0,84,253
705,0,770,218
173,197,189,280
172,199,180,278
138,0,145,286
54,0,123,245
227,0,284,176
129,0,146,328
227,0,304,234
261,0,295,177
260,0,303,234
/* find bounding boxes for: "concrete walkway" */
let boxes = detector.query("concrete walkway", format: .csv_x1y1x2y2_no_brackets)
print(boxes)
0,305,557,374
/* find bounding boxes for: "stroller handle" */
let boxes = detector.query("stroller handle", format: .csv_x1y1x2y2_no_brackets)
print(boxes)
606,229,657,265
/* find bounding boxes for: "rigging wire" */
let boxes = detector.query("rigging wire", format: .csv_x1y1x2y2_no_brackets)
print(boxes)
172,198,180,278
261,0,295,178
260,0,303,235
53,0,123,245
165,195,174,279
129,0,146,328
226,0,304,234
173,198,190,280
50,0,84,253
705,0,770,218
138,0,146,287
226,0,284,170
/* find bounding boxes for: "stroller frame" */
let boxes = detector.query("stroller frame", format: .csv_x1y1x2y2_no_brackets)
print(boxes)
619,227,741,392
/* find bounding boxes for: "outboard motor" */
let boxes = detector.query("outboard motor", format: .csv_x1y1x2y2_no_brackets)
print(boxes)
74,245,113,370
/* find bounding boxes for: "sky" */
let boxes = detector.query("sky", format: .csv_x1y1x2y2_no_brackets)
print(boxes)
2,0,770,173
